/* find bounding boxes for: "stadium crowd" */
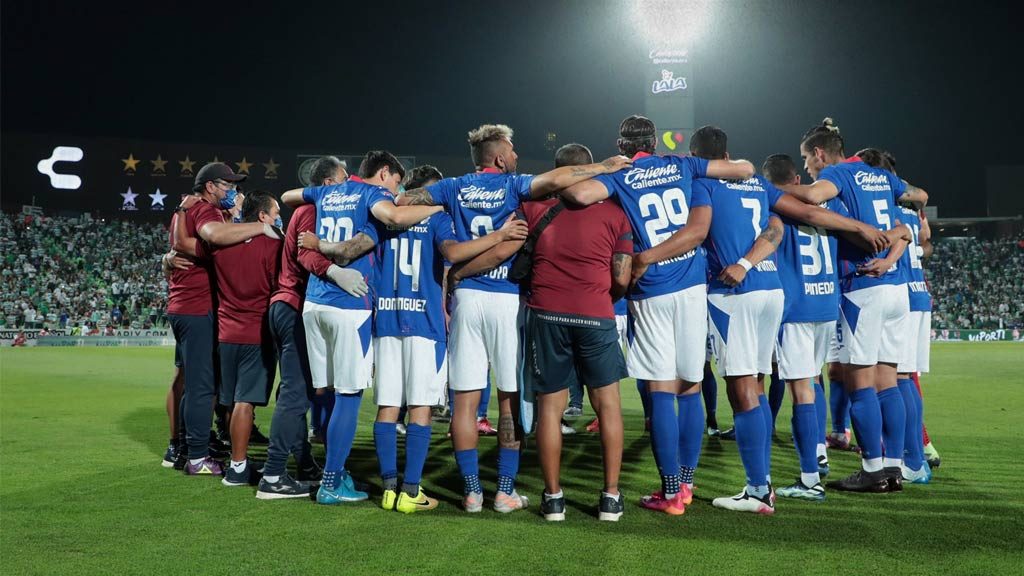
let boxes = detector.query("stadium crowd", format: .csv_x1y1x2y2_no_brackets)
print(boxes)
0,212,169,332
929,237,1024,330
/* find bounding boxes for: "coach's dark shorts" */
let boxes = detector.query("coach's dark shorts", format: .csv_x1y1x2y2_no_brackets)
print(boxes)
219,342,276,406
526,308,627,395
174,344,183,368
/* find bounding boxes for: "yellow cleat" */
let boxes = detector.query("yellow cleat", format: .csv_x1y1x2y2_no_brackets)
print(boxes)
381,489,398,511
396,488,439,514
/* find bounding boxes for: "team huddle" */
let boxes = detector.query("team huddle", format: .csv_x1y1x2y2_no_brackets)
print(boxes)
160,114,936,521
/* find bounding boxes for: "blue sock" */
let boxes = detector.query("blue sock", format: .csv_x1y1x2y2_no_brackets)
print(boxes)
650,391,680,494
814,377,828,443
701,365,718,424
403,423,431,489
497,447,519,494
676,393,703,485
323,392,363,489
637,380,651,420
768,371,784,431
829,379,849,433
478,379,491,418
757,394,772,482
897,378,924,470
734,406,768,488
792,403,819,474
373,422,398,489
849,388,883,464
448,387,455,415
878,387,906,468
454,449,481,495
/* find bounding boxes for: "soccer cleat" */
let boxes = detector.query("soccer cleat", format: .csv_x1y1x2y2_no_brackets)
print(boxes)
901,461,932,484
184,456,224,476
462,491,484,513
826,430,853,451
208,433,231,459
678,484,694,505
718,427,736,441
825,469,889,493
585,418,600,433
222,463,256,487
396,422,407,436
924,442,941,468
161,443,178,468
712,488,775,514
776,480,826,502
599,492,624,522
476,417,497,435
494,490,529,513
316,476,369,505
562,406,583,419
817,455,831,477
381,489,399,510
560,422,576,435
707,427,721,437
256,474,311,500
640,490,686,516
884,467,904,492
396,488,438,514
297,459,323,484
173,448,188,471
541,493,566,521
249,424,270,446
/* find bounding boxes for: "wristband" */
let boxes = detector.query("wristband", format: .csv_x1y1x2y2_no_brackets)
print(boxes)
737,258,753,272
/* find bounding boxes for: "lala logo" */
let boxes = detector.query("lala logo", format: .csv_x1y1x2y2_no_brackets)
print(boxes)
652,70,687,94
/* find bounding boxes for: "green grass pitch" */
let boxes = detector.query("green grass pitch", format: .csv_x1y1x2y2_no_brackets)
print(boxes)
2,343,1022,575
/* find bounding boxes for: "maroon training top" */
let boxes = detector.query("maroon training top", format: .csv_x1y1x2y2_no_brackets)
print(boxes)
270,204,333,311
213,235,281,344
521,198,633,319
167,200,223,315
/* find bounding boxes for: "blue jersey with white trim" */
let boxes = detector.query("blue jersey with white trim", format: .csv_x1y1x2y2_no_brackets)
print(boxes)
302,180,390,310
374,211,456,342
897,206,931,312
594,153,710,300
774,197,848,323
426,170,534,294
818,161,907,292
699,175,783,295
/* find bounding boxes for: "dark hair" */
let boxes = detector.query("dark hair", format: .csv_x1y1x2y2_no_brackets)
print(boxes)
310,156,347,186
617,115,656,156
403,165,443,190
689,125,728,160
801,117,844,157
554,143,593,168
358,150,406,181
762,153,798,185
241,190,275,223
467,124,513,167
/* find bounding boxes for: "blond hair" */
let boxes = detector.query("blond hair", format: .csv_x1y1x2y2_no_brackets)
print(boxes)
468,124,513,166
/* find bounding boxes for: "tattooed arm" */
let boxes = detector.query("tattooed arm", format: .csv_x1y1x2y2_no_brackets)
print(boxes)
718,216,784,287
298,231,377,267
610,252,632,301
527,155,632,199
395,187,437,206
898,181,929,210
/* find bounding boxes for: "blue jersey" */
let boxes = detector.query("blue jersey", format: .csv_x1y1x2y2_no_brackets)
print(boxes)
819,161,907,292
613,297,627,316
774,197,848,324
699,175,783,295
897,206,931,312
374,212,456,342
303,180,391,310
595,153,710,300
427,170,534,294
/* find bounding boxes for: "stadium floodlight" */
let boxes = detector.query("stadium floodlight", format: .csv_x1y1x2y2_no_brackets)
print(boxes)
625,0,715,48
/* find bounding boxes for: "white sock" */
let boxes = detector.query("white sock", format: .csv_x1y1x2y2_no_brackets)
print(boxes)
882,457,902,469
747,484,770,498
602,491,620,500
263,475,280,483
816,443,828,459
801,472,821,487
189,458,205,466
863,457,884,473
544,490,564,501
230,459,247,473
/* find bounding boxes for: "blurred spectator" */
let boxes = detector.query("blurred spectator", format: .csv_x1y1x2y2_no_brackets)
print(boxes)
929,237,1024,330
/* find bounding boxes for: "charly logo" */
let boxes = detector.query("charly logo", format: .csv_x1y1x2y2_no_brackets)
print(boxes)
121,187,138,211
37,146,84,190
651,69,687,94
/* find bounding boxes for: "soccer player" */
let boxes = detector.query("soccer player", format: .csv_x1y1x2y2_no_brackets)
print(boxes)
398,124,629,513
777,119,927,492
168,162,278,476
557,115,755,515
208,191,283,486
281,150,443,504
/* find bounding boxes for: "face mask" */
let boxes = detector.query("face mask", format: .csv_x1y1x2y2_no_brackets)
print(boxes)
273,216,283,229
218,188,238,210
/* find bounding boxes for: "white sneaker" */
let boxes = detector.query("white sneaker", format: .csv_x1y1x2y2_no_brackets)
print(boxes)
712,488,775,515
494,490,529,513
901,461,932,484
561,423,576,435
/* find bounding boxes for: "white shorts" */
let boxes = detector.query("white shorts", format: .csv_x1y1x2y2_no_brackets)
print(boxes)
627,284,707,383
826,321,841,364
707,289,784,377
615,314,628,351
302,302,374,393
776,321,833,381
448,289,522,393
374,336,447,407
897,310,931,374
705,331,714,363
838,283,909,366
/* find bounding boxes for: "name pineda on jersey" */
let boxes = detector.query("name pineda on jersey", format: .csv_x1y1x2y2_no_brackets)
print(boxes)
623,164,681,189
854,171,893,193
322,190,365,211
458,185,506,209
805,280,835,296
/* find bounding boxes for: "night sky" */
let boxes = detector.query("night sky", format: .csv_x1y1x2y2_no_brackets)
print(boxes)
3,0,1020,217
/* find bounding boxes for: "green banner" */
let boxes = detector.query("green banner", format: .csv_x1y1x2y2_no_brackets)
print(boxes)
932,328,1021,342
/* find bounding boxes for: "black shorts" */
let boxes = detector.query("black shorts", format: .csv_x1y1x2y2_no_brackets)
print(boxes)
174,344,183,368
218,342,276,406
525,308,627,395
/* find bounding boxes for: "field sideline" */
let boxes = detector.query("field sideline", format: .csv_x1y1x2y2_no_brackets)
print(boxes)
1,343,1022,575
